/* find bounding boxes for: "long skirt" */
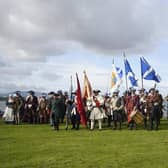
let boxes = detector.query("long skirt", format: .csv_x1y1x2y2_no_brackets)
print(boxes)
3,107,14,122
90,107,106,120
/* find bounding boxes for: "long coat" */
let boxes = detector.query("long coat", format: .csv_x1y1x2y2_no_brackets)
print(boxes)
50,98,63,119
126,95,139,123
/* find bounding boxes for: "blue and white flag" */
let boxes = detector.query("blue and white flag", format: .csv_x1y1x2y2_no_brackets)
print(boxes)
116,67,123,79
124,58,138,87
111,64,123,90
140,57,161,83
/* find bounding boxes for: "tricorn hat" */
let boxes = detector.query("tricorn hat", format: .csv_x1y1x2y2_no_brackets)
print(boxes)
139,88,145,93
149,88,155,93
48,91,55,95
130,87,136,92
28,90,35,95
93,89,101,93
15,91,21,95
54,92,60,96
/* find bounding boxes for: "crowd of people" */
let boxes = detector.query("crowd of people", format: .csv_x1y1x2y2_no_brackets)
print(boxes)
2,87,164,131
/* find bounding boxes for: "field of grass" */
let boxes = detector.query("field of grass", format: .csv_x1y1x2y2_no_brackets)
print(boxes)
0,120,168,168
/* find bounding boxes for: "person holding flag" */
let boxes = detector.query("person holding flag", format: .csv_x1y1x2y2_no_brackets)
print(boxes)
71,92,81,130
75,73,87,127
82,71,93,127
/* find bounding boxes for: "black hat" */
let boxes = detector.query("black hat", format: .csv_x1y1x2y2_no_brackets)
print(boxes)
130,87,136,92
28,90,34,95
149,88,155,92
15,91,21,95
93,90,101,93
64,91,68,96
48,91,55,95
71,90,77,95
57,90,63,95
139,88,145,93
54,92,60,96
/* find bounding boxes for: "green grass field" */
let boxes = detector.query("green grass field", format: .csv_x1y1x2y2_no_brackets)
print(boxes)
0,120,168,168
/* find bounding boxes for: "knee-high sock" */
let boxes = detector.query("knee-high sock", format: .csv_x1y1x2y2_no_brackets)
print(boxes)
91,120,94,129
98,119,102,129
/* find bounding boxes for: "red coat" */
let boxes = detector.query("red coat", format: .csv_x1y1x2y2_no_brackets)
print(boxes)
126,95,139,123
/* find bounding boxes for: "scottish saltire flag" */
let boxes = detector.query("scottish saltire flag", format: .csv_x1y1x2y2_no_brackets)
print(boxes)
111,64,123,90
140,57,161,83
124,58,138,87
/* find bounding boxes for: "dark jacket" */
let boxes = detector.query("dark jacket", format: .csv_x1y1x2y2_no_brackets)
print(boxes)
50,98,63,118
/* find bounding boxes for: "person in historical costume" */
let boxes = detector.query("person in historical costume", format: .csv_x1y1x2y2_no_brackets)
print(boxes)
123,90,131,126
147,88,162,130
65,99,73,130
47,91,55,126
57,90,66,123
155,90,163,124
104,94,112,127
85,97,92,128
126,88,140,130
13,91,24,125
139,89,148,129
3,94,14,123
25,91,38,124
89,90,106,130
38,94,48,123
70,94,81,130
110,90,124,130
49,92,63,130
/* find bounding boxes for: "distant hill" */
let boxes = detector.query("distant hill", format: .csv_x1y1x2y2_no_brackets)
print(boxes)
0,91,45,98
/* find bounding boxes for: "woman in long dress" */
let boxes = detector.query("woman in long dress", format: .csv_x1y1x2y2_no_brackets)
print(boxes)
3,94,15,123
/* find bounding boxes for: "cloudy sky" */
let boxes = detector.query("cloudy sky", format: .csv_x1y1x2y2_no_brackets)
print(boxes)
0,0,168,96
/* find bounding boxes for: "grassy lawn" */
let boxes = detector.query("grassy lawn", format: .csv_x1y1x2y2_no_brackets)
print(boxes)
0,120,168,168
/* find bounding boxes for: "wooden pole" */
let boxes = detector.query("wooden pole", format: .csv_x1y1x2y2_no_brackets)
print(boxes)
140,56,144,89
123,52,128,91
70,75,73,100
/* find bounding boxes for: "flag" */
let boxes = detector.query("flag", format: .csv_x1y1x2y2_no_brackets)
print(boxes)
76,73,87,126
140,57,161,83
82,71,92,99
111,64,123,90
124,58,138,87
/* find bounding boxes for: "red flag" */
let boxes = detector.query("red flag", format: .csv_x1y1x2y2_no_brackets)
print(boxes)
82,71,92,99
76,73,87,126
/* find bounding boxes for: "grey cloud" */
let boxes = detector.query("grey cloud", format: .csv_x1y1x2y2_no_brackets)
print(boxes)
0,0,167,63
0,60,7,67
38,71,63,81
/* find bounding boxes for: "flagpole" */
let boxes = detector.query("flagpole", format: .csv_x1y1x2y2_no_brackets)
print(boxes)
109,58,115,93
70,75,73,100
123,52,128,90
154,82,157,89
140,57,144,89
141,75,144,89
